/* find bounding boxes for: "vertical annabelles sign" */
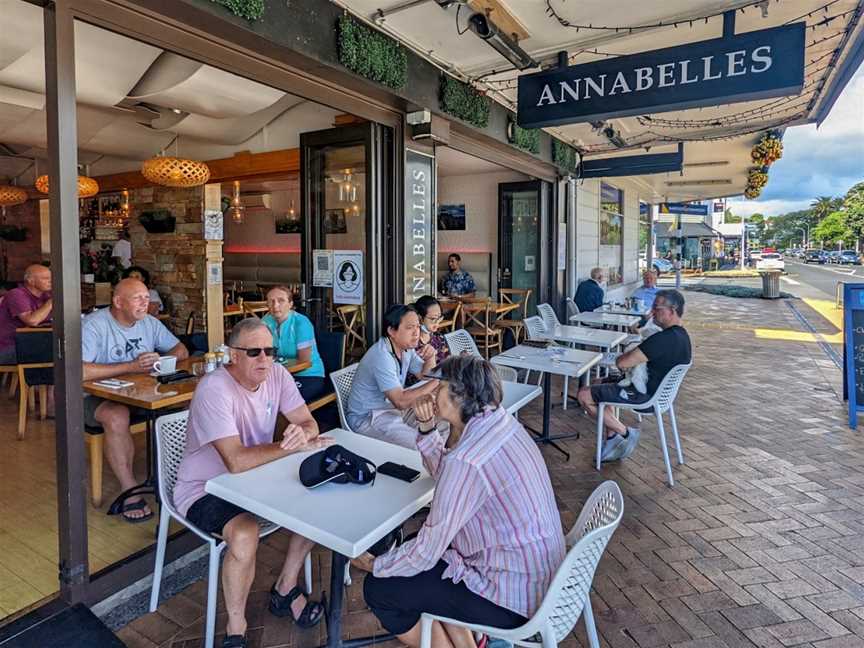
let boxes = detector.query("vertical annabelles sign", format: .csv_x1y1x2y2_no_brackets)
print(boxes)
404,149,435,303
517,23,805,128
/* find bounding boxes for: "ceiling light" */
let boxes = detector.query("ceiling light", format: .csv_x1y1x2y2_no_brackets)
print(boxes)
0,185,28,207
229,180,244,224
171,108,182,114
467,12,538,71
35,174,100,198
142,156,210,188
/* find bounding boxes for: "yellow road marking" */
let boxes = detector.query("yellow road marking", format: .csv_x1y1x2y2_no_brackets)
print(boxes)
754,328,842,344
802,298,843,331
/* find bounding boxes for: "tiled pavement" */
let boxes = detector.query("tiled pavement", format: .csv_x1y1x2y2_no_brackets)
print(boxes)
118,291,864,648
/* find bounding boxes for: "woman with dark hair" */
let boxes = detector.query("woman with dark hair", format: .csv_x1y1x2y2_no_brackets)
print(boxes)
405,295,449,388
122,265,162,316
352,355,566,648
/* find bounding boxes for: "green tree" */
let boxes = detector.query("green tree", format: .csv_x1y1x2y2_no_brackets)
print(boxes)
842,182,864,243
724,208,741,223
812,211,852,246
810,196,835,223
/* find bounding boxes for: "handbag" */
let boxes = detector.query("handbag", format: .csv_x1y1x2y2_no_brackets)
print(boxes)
299,444,376,489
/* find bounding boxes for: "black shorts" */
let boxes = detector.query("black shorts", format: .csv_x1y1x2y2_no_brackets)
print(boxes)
83,396,150,428
186,494,249,537
363,560,528,635
590,376,652,409
295,376,327,402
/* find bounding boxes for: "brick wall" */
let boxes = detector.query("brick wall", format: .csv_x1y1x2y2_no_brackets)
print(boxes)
1,200,44,283
128,186,207,333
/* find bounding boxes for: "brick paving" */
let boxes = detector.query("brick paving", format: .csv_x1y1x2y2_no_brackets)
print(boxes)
118,291,864,648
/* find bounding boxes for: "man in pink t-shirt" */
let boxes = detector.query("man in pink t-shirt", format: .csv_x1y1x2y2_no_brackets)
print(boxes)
173,318,333,648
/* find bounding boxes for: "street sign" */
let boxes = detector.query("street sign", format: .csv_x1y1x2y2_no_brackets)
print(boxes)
517,23,805,128
658,202,708,216
843,284,864,428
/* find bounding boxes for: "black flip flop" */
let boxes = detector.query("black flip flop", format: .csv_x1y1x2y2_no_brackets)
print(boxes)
120,499,154,524
269,585,324,628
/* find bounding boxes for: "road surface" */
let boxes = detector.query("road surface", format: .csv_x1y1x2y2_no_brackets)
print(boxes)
782,259,864,300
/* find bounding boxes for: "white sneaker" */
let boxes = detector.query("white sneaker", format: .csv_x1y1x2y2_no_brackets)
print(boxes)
600,434,626,462
620,427,641,459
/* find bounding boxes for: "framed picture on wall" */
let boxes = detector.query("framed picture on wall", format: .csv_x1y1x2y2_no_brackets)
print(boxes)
437,204,466,231
275,215,302,234
324,208,348,234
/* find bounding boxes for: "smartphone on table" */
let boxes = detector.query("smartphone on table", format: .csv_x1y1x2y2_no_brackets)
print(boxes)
377,462,420,483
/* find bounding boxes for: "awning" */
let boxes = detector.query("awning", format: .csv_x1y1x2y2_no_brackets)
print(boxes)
655,222,719,239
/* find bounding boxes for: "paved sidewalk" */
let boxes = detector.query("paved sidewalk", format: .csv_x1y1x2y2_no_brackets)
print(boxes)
119,291,864,648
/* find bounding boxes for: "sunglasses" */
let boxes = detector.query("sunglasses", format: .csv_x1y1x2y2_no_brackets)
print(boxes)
230,346,278,358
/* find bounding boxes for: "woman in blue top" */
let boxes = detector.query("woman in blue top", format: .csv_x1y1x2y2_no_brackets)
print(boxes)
263,285,326,401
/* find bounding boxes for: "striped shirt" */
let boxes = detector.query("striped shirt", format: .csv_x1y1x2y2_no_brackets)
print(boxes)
373,406,565,618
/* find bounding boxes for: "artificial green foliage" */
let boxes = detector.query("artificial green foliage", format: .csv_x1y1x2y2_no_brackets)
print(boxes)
440,76,490,128
510,119,540,154
209,0,264,21
338,14,407,90
552,140,579,174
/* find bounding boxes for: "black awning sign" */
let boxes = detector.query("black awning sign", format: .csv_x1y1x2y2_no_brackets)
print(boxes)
517,23,805,128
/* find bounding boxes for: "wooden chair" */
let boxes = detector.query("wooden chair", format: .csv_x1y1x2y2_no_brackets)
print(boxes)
1,365,18,397
462,301,502,359
336,304,367,360
437,302,462,334
241,300,267,318
14,331,53,440
494,288,533,344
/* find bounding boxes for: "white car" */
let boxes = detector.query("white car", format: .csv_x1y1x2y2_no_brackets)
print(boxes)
756,253,784,271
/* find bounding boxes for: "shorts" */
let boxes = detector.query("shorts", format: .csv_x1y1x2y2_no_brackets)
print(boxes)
186,494,249,537
590,376,652,409
364,560,528,636
82,396,149,429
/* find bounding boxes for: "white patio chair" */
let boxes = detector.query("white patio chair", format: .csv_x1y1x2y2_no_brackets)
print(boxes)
595,363,691,487
419,480,624,648
330,363,359,432
537,303,561,331
565,297,580,320
149,411,311,648
494,365,518,383
444,329,482,357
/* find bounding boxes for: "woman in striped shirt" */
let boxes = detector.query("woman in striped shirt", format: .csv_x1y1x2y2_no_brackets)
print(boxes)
352,355,565,648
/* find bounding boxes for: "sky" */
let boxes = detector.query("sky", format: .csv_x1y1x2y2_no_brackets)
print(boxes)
726,63,864,218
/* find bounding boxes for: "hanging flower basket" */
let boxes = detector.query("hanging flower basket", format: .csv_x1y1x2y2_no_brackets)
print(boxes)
751,132,783,166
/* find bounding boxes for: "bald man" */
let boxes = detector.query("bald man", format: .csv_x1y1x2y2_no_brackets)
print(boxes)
0,264,53,364
82,278,188,522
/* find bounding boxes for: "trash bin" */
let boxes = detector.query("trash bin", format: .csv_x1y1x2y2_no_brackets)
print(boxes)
759,270,781,299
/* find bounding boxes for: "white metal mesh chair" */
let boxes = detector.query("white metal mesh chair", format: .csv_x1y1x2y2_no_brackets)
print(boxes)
494,365,518,383
330,363,359,432
522,316,547,387
595,363,691,487
444,329,482,357
149,412,310,648
565,297,580,320
537,303,561,331
419,480,624,648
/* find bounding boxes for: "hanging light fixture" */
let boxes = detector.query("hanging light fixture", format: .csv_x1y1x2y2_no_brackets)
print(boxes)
228,180,244,224
34,174,100,198
141,136,210,188
0,185,28,207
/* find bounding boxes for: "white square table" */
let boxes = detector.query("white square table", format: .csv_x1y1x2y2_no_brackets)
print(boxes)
569,312,641,330
598,302,650,317
501,380,542,414
207,429,435,648
539,324,628,351
492,345,601,460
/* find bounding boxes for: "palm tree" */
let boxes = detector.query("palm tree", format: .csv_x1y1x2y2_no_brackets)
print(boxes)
810,196,835,223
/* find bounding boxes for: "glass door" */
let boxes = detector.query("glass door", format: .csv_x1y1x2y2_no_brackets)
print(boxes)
498,180,551,316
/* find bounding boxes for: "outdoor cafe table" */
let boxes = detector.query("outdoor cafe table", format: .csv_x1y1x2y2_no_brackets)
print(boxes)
598,302,650,317
501,380,542,415
569,311,641,330
206,428,435,648
82,357,311,513
538,324,628,351
491,345,601,460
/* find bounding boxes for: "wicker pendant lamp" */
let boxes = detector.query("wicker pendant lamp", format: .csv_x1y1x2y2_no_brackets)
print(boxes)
34,174,100,198
141,136,210,188
0,185,28,207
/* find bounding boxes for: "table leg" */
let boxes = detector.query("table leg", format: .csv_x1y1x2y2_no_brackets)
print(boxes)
524,373,572,460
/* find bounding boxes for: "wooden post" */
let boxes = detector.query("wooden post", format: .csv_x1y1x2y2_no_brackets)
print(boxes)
204,183,224,351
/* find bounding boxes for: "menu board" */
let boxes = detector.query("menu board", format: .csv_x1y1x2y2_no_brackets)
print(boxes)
844,284,864,429
852,309,864,406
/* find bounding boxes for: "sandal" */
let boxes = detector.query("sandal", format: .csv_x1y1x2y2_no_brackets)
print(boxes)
120,499,154,524
268,584,325,628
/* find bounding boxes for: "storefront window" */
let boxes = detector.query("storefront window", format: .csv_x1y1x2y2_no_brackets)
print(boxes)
600,183,624,285
639,201,650,273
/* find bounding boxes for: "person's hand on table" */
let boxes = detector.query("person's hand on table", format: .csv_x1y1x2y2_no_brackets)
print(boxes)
135,352,159,372
279,424,335,452
350,552,376,573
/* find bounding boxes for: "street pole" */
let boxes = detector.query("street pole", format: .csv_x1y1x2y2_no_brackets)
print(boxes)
675,213,682,289
740,215,747,270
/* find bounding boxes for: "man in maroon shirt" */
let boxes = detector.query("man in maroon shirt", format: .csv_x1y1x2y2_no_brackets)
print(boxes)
0,264,52,364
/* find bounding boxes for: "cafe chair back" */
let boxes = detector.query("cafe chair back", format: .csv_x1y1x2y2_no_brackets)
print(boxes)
594,363,691,487
419,480,623,648
523,316,547,341
437,301,462,334
537,303,561,331
336,304,367,359
444,329,481,358
493,364,518,383
330,363,359,431
14,330,53,440
565,297,580,319
149,411,309,648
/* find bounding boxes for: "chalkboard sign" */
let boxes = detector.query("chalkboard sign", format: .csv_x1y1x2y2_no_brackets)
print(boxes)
843,284,864,428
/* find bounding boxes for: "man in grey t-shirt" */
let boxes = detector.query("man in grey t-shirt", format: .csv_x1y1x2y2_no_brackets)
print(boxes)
346,304,439,448
82,278,188,522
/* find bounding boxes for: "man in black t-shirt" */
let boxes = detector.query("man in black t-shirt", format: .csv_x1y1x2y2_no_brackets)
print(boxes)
577,289,692,463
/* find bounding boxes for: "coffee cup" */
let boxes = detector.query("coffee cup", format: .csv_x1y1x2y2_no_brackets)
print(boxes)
152,355,177,375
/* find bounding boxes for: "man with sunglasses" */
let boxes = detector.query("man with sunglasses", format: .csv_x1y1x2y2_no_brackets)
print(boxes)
173,318,334,648
577,289,691,463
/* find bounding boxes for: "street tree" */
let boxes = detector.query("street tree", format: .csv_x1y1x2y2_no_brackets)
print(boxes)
812,211,852,247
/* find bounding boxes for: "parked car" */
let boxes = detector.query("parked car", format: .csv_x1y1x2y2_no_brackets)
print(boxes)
756,253,785,271
652,258,674,274
804,250,827,264
827,250,841,263
839,250,861,265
